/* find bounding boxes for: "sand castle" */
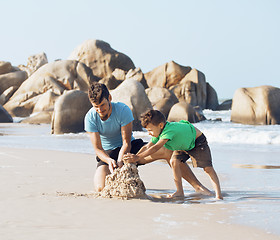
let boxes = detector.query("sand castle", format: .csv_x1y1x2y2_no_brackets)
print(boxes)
100,163,146,199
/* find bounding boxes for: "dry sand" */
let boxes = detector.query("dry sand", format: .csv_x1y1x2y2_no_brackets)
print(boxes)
0,147,279,240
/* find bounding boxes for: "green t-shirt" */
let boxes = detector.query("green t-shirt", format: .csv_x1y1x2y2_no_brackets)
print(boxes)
151,120,196,151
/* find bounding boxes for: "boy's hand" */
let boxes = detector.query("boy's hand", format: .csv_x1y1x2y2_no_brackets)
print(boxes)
123,153,139,163
117,160,124,168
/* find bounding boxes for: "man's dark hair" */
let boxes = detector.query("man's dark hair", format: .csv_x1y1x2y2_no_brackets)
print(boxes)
140,110,166,128
88,82,110,104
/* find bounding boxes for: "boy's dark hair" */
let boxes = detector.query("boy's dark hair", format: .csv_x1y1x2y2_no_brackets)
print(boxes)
141,110,166,128
88,82,110,104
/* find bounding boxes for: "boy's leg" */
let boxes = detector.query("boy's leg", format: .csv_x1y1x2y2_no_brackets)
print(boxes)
187,133,222,199
172,150,212,195
180,162,212,195
93,165,110,192
204,166,223,199
167,157,184,197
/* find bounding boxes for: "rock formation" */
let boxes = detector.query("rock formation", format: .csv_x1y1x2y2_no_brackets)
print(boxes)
111,80,152,131
145,61,218,111
51,90,92,134
231,85,280,125
167,101,206,123
0,71,28,96
4,60,96,117
0,39,224,131
145,87,178,118
18,52,48,76
68,39,135,78
144,61,191,89
0,61,13,75
0,105,13,123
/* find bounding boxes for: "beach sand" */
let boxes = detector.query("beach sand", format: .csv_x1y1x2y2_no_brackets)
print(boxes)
0,147,279,240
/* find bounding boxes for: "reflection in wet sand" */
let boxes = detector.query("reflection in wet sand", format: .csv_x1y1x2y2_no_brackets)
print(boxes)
233,164,280,169
145,189,219,204
145,189,280,204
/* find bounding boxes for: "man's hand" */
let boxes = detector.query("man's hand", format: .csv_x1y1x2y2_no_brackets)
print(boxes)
123,153,139,163
108,159,117,173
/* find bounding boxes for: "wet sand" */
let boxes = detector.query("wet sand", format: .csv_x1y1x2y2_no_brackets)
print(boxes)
0,147,279,239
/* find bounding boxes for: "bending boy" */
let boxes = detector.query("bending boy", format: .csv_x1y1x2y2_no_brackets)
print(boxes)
123,110,223,200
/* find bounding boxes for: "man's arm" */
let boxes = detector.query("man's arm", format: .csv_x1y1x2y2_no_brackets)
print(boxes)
117,122,133,165
88,131,117,173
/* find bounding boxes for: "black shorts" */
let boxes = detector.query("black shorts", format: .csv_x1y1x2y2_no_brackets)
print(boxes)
96,139,147,168
172,134,213,168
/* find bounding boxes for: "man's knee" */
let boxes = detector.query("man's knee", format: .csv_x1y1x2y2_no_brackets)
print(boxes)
94,184,104,192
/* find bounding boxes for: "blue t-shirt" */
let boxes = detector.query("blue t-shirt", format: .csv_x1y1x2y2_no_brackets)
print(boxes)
84,102,135,150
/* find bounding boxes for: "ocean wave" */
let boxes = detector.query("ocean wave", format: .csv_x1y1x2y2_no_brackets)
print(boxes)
134,109,280,146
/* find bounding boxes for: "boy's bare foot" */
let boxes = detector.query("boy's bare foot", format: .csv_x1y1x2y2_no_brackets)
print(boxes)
216,195,223,200
167,191,184,198
195,187,213,196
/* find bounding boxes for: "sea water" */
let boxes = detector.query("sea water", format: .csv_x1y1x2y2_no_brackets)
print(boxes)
0,109,280,235
1,109,280,154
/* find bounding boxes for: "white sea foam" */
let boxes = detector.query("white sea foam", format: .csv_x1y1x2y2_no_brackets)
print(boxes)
135,109,280,151
199,110,280,149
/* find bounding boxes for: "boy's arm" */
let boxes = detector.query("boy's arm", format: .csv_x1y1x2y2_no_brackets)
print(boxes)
117,122,132,166
123,139,169,163
137,139,168,159
88,132,117,173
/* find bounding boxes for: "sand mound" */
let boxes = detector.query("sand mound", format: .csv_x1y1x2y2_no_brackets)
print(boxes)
100,163,146,199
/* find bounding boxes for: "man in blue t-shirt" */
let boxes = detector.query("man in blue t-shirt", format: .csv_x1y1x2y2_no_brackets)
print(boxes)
84,82,146,192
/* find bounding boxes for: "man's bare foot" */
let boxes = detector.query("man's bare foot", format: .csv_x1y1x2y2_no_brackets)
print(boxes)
167,191,184,198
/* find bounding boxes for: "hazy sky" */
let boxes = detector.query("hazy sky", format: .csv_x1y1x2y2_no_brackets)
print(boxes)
1,0,279,98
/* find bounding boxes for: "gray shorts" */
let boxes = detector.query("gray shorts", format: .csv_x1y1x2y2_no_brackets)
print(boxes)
172,134,213,168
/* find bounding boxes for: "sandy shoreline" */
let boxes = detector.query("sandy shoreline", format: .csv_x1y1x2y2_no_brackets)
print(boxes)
0,147,279,240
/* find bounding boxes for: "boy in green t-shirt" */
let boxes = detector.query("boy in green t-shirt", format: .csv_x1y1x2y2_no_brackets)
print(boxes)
123,109,223,200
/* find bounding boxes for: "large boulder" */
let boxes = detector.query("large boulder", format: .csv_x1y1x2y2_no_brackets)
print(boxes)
206,82,219,110
20,111,53,124
18,52,48,76
216,99,232,111
112,68,126,81
179,68,207,109
51,90,92,134
33,90,59,113
0,86,18,105
231,86,280,125
68,39,135,79
125,68,148,89
0,105,13,123
144,61,191,89
111,80,152,131
145,87,178,118
167,101,206,123
0,61,13,75
99,67,148,91
99,75,122,90
4,60,96,117
0,71,28,95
